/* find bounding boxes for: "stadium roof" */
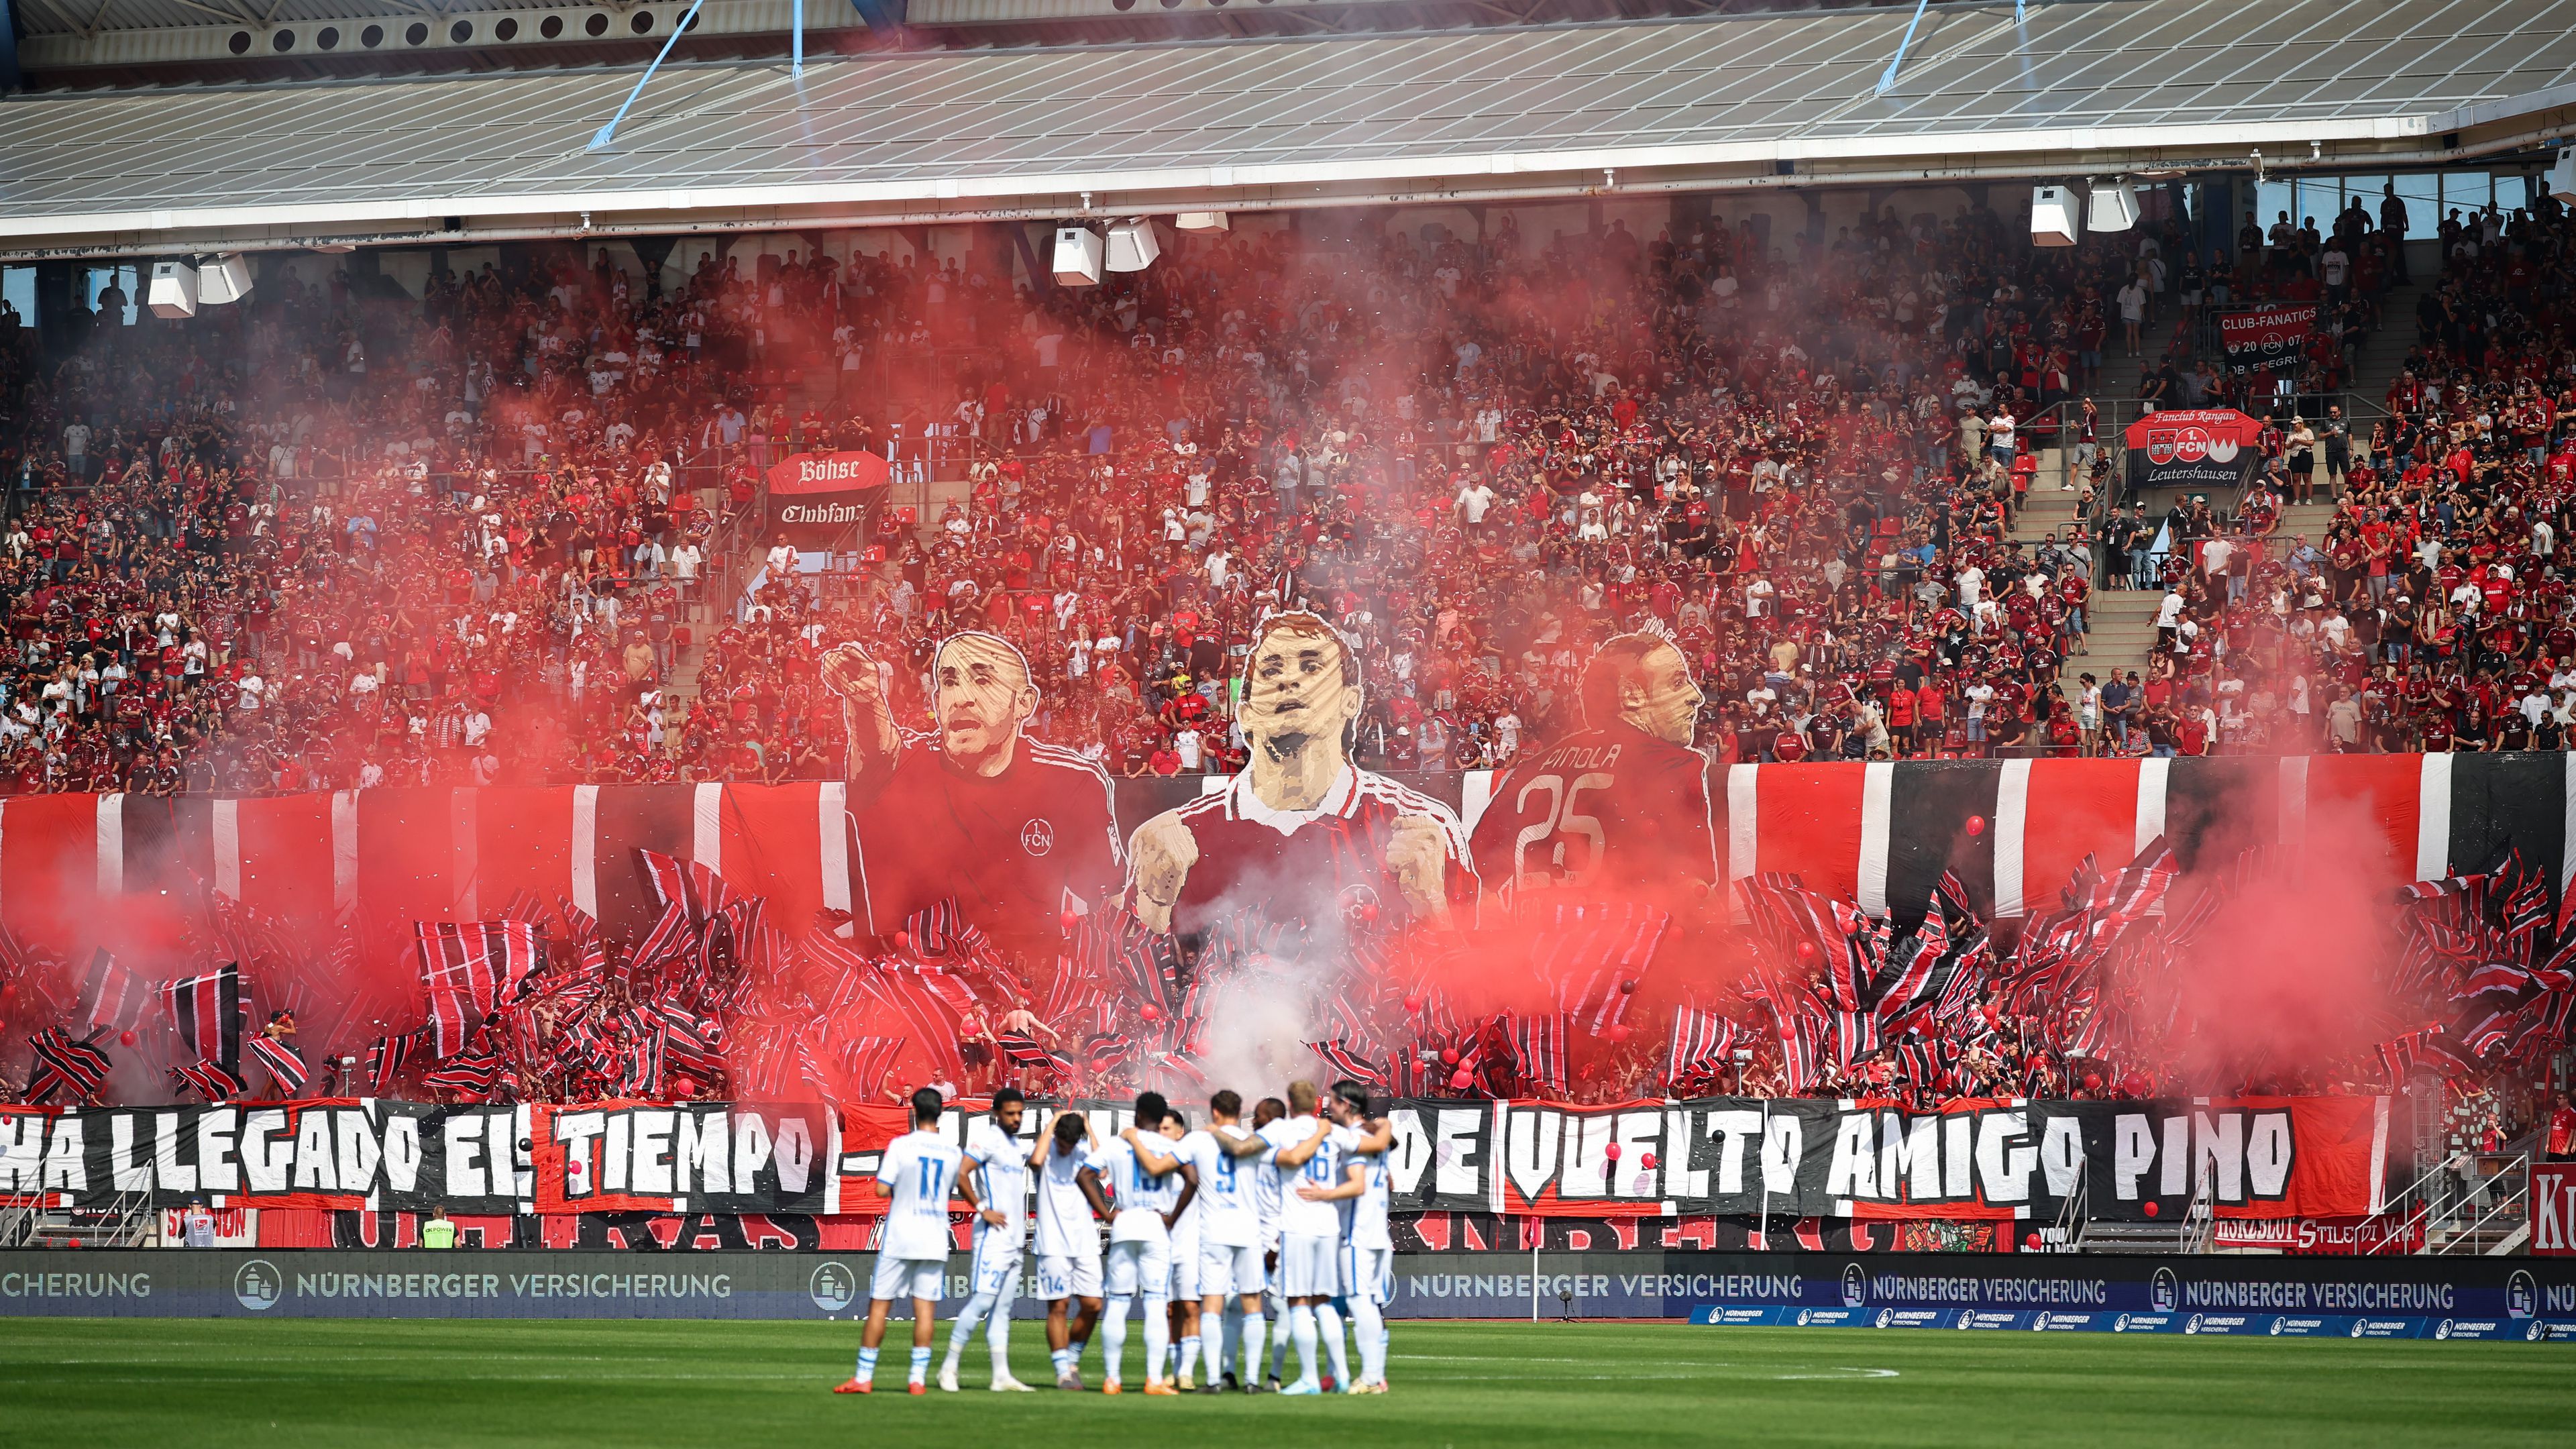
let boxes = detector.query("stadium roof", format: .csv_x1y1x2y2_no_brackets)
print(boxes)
5,0,2575,258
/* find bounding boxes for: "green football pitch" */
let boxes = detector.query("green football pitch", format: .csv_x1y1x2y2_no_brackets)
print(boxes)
3,1318,2567,1448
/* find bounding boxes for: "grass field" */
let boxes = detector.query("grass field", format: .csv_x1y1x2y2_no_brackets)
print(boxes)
3,1318,2569,1448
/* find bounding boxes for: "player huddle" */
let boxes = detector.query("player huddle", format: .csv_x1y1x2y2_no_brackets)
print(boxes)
836,1080,1394,1397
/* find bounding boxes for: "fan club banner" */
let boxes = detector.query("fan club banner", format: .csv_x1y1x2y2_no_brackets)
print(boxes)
0,754,2567,961
2123,408,2263,494
764,450,889,545
2219,304,2316,374
5,1095,2388,1223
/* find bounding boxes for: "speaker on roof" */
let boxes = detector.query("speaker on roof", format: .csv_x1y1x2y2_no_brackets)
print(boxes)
148,260,199,319
2030,186,2080,248
1104,218,1160,272
1052,227,1103,287
1174,211,1230,233
2550,150,2576,205
2087,184,2140,233
197,254,253,305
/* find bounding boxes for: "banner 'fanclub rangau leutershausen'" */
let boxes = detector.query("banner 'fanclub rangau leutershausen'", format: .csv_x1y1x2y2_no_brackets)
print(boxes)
3,1096,2387,1222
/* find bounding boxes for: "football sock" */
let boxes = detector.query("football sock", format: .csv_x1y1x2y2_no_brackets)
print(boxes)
1350,1296,1385,1384
1289,1303,1319,1384
1240,1313,1267,1384
1178,1333,1201,1383
1102,1301,1132,1383
1315,1302,1349,1385
987,1304,1014,1377
1271,1307,1293,1381
1050,1347,1075,1379
908,1346,931,1386
855,1346,879,1386
945,1291,996,1371
1142,1294,1172,1382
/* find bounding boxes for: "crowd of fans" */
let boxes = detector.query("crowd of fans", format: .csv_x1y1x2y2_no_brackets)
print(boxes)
4,184,2573,799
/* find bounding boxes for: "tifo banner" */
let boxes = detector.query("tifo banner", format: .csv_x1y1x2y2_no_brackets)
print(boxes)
3,1094,2390,1224
0,754,2568,961
2535,1165,2576,1256
2122,408,2263,494
2219,304,2317,374
763,450,889,544
3,1250,2572,1329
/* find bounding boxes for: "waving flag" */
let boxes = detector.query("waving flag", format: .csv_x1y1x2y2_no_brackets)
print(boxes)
423,1049,504,1100
637,848,736,927
367,1030,423,1095
996,1030,1073,1078
171,1057,247,1103
1309,1038,1387,1087
165,964,247,1069
1664,1006,1737,1087
1504,1013,1566,1095
417,921,543,1056
75,949,148,1036
248,1034,309,1095
27,1028,110,1104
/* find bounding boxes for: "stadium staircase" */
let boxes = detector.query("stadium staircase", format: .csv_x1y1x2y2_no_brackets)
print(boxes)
0,1194,156,1248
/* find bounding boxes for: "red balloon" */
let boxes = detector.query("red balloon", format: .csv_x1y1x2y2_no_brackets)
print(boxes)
2082,1072,2104,1091
1639,1152,1658,1171
1059,911,1080,932
2025,1233,2043,1250
1448,1070,1473,1090
2143,1201,2160,1218
1616,979,1637,996
1360,904,1381,924
892,930,912,951
1439,1048,1460,1067
1140,1004,1163,1022
1603,1142,1622,1161
1965,814,1986,837
1794,941,1819,964
1606,1024,1633,1044
1403,995,1424,1014
0,982,16,1002
672,1075,698,1097
118,1030,136,1046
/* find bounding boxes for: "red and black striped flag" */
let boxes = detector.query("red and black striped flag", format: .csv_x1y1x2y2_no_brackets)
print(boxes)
1539,902,1669,1036
417,921,543,1057
367,1030,423,1095
1664,1006,1737,1087
1308,1038,1387,1087
76,949,148,1036
839,1034,904,1099
165,964,247,1069
1083,1030,1138,1076
172,1057,247,1103
1505,1013,1566,1095
27,1028,110,1104
423,1048,504,1100
249,1034,309,1095
996,1030,1073,1078
637,847,737,928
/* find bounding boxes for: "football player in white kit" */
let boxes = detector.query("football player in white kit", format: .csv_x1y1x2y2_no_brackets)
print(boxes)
1089,1092,1198,1395
1254,1081,1343,1395
941,1087,1038,1393
1298,1081,1397,1393
837,1087,961,1395
1170,1089,1281,1393
1155,1112,1205,1389
1032,1110,1109,1391
1246,1095,1293,1389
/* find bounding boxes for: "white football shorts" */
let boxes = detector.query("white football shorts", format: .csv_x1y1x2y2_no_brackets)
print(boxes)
869,1254,946,1304
1278,1233,1342,1299
1104,1238,1173,1300
1034,1252,1103,1301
